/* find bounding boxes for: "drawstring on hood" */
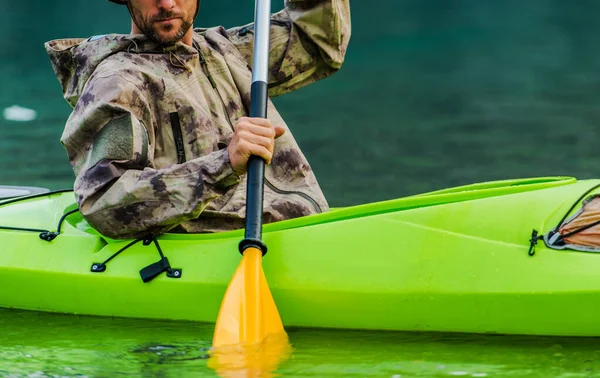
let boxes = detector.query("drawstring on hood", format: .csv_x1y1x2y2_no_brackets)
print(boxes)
168,51,190,70
124,37,189,72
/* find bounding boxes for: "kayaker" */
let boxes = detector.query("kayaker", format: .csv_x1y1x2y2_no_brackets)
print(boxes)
44,0,351,239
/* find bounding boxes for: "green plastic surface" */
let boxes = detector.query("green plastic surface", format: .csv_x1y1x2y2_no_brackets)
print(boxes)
1,176,599,336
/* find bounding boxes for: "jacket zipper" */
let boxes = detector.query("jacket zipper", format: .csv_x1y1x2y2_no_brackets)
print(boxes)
198,50,236,132
169,112,186,164
264,177,322,213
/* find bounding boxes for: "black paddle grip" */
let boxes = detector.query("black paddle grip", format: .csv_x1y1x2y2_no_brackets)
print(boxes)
244,80,269,243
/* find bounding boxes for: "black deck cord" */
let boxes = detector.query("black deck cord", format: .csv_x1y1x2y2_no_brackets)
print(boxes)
0,189,76,241
529,182,600,256
90,237,145,272
91,237,182,282
2,190,181,282
0,208,80,242
40,208,81,241
0,225,48,233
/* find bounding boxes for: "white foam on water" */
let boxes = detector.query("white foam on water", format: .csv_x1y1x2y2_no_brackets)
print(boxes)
3,105,37,122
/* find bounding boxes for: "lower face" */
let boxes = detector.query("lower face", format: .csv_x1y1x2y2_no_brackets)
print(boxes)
129,0,197,46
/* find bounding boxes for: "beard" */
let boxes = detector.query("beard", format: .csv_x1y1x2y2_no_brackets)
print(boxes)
131,8,194,46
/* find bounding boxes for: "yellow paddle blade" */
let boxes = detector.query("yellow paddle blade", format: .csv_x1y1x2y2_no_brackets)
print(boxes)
208,332,291,378
213,246,285,347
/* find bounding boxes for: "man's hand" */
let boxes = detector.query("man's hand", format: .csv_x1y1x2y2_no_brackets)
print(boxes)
228,117,286,177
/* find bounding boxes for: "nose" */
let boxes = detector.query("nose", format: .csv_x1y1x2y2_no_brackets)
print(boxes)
156,0,176,10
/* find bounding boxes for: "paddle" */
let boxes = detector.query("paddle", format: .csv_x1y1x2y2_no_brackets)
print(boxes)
212,0,285,347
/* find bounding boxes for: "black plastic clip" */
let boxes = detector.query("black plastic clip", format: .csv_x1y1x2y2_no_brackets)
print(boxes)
91,263,107,272
528,229,542,256
140,257,169,283
140,256,182,283
39,231,59,242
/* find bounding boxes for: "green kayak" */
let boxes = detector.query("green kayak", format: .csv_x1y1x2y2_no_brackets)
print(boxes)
1,176,599,336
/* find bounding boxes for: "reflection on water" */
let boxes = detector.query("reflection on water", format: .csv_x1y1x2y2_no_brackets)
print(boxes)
208,334,292,378
2,308,600,377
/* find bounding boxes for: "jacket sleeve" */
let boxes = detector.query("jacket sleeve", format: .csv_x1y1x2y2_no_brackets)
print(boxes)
62,74,240,239
227,0,351,97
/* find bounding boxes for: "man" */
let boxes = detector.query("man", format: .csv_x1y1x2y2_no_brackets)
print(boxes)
45,0,351,239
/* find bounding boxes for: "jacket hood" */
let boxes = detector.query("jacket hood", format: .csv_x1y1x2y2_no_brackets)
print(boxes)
44,34,195,107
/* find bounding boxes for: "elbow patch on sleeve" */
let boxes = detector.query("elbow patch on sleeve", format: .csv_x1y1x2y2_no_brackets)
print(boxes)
86,113,149,169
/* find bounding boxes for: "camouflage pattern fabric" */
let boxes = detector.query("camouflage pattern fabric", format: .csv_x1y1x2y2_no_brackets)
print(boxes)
45,0,351,239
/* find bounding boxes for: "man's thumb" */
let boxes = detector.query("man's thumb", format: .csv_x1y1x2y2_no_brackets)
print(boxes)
274,125,286,139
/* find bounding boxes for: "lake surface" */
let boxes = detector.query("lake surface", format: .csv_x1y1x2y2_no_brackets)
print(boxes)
3,308,600,378
3,1,600,377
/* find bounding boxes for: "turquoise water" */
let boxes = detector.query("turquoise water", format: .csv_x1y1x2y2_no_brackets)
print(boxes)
4,1,600,204
3,308,600,378
4,1,600,377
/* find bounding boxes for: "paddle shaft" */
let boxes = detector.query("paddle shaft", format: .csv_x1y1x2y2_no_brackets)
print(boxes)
241,0,272,254
212,0,286,350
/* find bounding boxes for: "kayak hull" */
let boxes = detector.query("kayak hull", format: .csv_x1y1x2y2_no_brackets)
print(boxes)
2,177,600,336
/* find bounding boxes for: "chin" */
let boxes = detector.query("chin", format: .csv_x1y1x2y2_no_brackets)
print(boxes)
153,29,180,44
160,31,179,40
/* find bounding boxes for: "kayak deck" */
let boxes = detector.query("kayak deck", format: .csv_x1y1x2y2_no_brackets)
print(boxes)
2,176,600,336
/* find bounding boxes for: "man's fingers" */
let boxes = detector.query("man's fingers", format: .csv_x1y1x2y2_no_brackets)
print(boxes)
239,124,285,139
230,118,285,169
236,118,285,138
241,124,276,138
237,131,273,152
236,117,272,130
244,143,272,164
238,117,272,127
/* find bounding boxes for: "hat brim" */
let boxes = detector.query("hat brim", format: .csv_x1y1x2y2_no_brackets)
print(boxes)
108,0,127,4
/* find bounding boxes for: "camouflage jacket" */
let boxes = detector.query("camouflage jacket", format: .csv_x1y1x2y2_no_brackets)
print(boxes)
45,0,351,239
